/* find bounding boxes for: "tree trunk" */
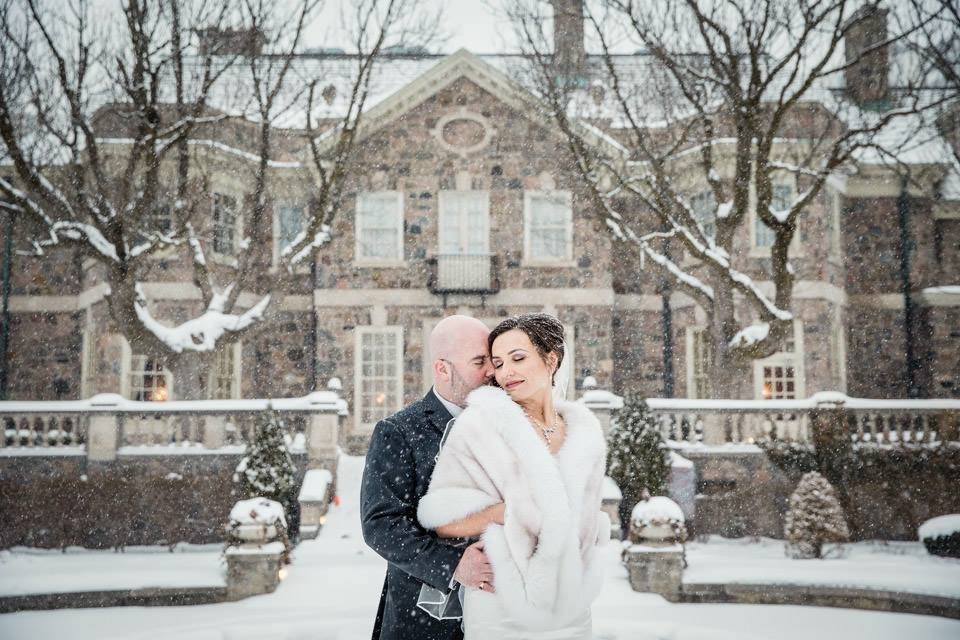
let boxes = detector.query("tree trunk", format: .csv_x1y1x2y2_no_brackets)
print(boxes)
169,352,208,400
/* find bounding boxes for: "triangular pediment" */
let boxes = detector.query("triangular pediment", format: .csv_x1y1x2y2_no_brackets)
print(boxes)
310,49,624,158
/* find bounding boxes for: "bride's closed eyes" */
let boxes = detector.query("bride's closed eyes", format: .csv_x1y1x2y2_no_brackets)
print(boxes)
492,351,527,369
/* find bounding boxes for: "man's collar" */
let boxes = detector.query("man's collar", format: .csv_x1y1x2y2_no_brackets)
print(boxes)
432,386,464,419
422,388,455,433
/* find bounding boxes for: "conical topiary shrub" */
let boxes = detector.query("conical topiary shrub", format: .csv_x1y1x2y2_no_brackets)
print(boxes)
784,471,850,559
234,407,298,536
607,393,670,531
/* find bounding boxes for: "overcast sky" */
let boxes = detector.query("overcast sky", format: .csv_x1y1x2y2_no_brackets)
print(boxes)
304,0,523,54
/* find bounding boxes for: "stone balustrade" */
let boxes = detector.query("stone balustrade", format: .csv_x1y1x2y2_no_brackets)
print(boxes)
579,386,960,446
0,381,348,470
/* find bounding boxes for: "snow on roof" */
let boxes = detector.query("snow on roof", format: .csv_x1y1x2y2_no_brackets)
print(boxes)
229,497,286,527
299,469,333,502
631,496,685,525
918,514,960,541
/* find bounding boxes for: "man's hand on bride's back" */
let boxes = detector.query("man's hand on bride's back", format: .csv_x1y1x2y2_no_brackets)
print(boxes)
453,540,496,593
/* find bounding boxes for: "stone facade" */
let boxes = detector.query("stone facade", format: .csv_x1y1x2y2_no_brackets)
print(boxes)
2,50,958,431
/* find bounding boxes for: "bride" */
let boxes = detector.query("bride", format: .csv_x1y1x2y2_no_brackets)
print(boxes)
417,313,609,638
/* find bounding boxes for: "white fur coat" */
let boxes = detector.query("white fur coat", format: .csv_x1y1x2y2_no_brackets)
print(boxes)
417,385,610,630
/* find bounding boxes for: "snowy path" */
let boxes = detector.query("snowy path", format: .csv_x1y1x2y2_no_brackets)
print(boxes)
1,455,958,639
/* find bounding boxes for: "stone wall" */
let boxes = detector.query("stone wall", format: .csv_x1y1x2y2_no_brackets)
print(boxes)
681,449,960,541
0,452,308,549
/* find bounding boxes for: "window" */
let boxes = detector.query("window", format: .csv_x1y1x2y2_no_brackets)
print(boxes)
690,190,717,241
354,327,403,432
439,191,489,254
129,355,172,401
755,183,792,249
525,191,573,263
356,191,403,263
146,200,173,236
753,320,805,400
213,192,238,254
278,203,305,252
209,342,241,399
685,327,712,399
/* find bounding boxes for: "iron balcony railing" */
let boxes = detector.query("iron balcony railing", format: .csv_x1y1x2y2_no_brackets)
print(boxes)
427,253,500,295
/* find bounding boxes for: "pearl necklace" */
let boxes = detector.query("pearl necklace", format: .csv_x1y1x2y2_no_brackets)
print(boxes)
524,408,562,445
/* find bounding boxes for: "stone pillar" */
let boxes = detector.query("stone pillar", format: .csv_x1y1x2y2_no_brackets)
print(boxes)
700,413,728,445
298,468,333,540
306,412,339,469
87,394,122,462
225,542,284,601
203,414,227,449
578,377,623,438
622,543,684,602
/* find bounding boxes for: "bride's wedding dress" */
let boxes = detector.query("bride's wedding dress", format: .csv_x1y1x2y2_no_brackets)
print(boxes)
418,386,609,639
462,586,592,639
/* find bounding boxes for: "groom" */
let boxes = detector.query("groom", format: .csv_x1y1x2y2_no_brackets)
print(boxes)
361,315,496,640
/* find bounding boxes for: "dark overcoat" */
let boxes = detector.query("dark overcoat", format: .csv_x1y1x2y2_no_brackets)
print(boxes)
360,389,466,640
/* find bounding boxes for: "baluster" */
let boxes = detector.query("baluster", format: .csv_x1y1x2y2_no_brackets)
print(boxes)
47,417,58,447
918,414,929,444
867,412,883,444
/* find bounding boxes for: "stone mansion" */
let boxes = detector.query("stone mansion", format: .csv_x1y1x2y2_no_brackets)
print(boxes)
3,14,958,449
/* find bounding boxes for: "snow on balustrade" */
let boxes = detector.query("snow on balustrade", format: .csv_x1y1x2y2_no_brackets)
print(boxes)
0,390,346,454
636,393,960,447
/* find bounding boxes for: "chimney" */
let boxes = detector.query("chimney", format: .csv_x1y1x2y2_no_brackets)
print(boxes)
552,0,585,84
843,4,890,110
197,27,266,57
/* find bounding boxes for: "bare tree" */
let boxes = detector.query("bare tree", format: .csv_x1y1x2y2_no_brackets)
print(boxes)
509,0,952,397
0,0,439,399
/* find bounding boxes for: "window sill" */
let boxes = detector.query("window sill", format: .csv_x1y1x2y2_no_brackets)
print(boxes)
521,259,577,268
211,253,239,268
354,260,407,269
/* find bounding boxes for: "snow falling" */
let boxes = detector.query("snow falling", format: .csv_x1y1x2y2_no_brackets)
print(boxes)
1,0,959,638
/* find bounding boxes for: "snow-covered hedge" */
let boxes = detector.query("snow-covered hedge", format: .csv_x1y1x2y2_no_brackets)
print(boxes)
919,514,960,558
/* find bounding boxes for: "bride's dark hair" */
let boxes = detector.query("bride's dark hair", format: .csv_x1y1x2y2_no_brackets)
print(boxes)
488,313,565,384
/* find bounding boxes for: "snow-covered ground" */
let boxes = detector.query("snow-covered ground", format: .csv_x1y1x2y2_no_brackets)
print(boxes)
1,455,958,640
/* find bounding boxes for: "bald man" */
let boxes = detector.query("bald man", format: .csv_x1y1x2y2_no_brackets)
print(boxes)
360,315,495,640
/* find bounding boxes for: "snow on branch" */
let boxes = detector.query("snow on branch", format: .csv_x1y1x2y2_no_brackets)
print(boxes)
133,283,270,354
729,322,770,349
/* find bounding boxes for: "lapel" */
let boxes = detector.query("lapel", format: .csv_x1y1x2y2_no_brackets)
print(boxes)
421,388,454,435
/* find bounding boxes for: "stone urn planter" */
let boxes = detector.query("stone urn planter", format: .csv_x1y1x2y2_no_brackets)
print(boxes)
224,498,288,601
622,496,688,601
228,497,286,543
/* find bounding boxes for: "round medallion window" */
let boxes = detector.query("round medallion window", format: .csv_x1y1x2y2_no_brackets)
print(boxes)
431,108,495,157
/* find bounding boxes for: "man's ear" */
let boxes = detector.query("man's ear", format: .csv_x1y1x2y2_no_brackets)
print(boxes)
433,359,447,381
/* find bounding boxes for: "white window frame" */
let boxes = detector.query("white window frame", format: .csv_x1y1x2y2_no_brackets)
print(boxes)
128,354,174,402
80,328,96,399
355,191,404,266
354,326,404,434
753,320,805,400
523,190,574,265
749,173,802,257
212,191,242,264
685,326,712,399
438,190,490,254
272,200,310,272
208,342,242,400
828,188,843,261
830,307,848,392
